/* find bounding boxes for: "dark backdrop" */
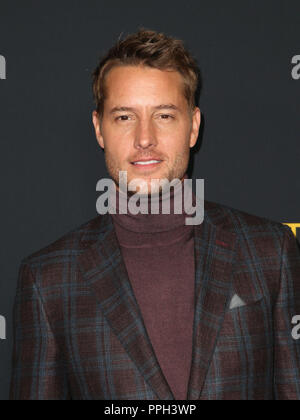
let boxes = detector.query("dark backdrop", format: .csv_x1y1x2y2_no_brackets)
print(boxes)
0,0,299,400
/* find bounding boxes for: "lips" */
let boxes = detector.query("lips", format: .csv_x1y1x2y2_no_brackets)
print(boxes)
131,157,163,165
132,159,162,166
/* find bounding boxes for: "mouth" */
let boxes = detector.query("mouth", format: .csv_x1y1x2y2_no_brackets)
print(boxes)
130,159,163,169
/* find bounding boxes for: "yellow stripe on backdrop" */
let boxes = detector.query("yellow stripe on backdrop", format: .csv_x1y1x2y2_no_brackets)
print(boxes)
283,223,300,237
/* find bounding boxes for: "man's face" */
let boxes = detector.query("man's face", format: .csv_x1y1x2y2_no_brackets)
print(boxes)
93,65,201,194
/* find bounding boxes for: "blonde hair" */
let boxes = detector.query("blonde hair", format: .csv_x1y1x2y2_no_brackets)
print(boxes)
92,28,200,118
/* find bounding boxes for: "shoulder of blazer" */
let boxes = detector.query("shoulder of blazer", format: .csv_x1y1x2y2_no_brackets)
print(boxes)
204,199,289,238
21,213,112,267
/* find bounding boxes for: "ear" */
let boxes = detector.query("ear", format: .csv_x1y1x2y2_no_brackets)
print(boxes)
92,110,104,149
189,107,201,148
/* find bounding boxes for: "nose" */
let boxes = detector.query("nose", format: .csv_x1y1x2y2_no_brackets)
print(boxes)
134,117,157,150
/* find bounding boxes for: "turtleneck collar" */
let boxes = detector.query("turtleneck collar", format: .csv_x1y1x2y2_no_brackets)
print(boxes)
110,174,196,248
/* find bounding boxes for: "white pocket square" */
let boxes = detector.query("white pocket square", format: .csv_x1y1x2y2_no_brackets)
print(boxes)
229,294,246,310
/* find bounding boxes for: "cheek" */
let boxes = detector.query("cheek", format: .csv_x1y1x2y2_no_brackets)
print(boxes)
161,121,190,141
102,124,133,149
105,141,133,170
164,131,191,157
106,144,127,163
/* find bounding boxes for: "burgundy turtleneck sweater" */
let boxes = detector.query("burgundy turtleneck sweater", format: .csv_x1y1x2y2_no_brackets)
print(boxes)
110,177,195,400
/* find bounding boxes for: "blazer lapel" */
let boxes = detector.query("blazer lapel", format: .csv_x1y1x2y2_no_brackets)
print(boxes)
78,213,174,400
187,217,237,400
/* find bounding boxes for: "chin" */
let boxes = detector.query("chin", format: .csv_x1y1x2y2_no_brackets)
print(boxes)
127,181,160,196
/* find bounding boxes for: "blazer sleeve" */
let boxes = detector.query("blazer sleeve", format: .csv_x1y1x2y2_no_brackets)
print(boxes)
274,226,300,400
9,262,70,400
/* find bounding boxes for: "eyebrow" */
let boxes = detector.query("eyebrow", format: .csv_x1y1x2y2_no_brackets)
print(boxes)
109,104,180,114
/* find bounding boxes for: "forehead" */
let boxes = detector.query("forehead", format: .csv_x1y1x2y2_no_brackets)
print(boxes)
104,65,186,106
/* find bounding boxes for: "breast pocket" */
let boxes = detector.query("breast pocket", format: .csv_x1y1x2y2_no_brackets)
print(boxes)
205,295,274,400
220,295,273,350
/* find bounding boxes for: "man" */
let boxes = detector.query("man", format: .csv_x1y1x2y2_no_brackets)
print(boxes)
10,29,300,400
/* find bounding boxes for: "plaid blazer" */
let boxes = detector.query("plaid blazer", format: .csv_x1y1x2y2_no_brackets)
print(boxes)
10,200,300,400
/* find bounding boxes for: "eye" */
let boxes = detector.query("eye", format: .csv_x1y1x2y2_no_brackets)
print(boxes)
116,115,132,121
159,114,174,120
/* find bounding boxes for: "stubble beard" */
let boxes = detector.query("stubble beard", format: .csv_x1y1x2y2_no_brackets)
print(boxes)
104,149,190,197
